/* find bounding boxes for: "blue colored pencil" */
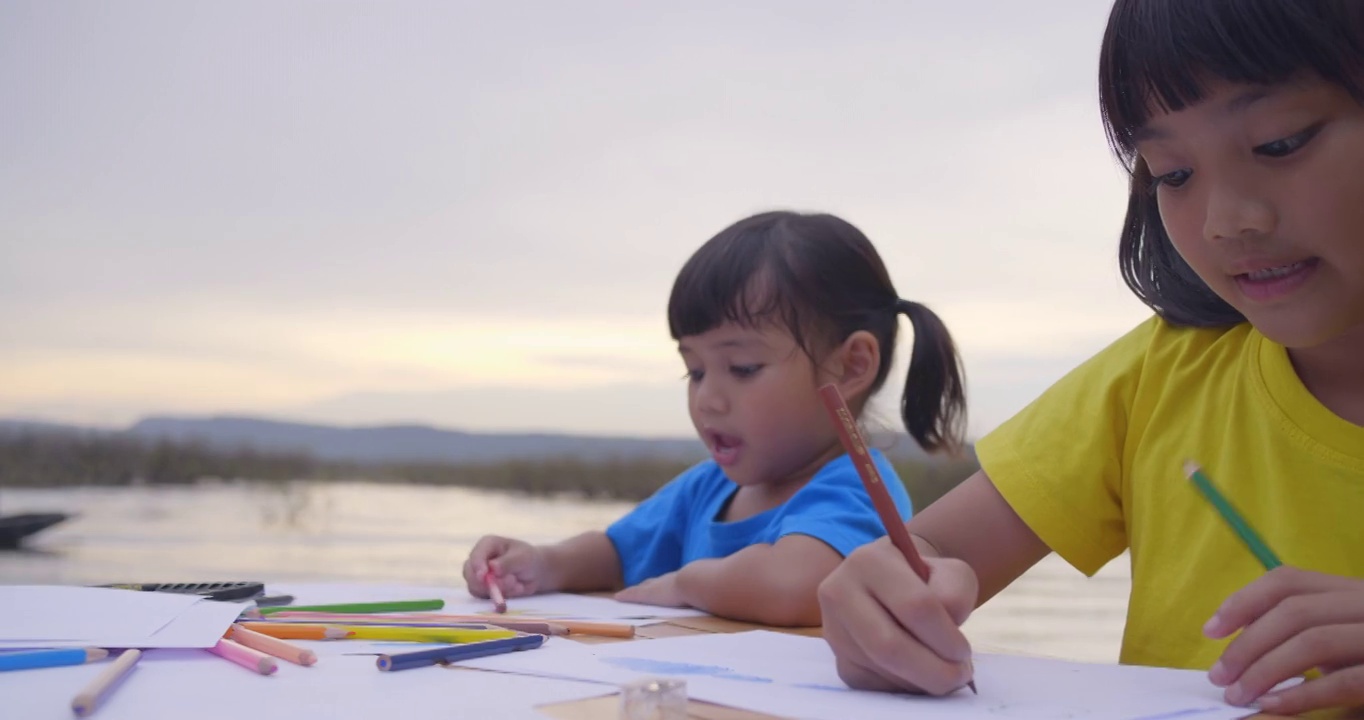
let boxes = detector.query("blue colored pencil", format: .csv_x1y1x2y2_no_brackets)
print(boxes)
0,647,108,672
375,633,545,672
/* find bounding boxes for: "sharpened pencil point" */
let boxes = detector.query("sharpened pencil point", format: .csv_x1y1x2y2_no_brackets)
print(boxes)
968,680,978,694
1182,459,1200,477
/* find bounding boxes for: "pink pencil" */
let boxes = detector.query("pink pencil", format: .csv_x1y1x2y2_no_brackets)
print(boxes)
229,623,317,666
208,637,278,675
484,569,508,614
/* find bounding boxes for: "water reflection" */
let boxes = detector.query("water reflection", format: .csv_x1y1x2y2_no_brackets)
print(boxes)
0,482,1130,663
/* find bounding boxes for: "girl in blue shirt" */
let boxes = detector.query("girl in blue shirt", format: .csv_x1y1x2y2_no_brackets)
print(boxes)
463,210,967,626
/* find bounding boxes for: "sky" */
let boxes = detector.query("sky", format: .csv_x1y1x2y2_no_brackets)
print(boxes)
0,1,1153,440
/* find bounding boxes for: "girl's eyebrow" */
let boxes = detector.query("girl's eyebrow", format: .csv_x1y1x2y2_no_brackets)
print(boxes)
677,338,761,354
1132,87,1278,144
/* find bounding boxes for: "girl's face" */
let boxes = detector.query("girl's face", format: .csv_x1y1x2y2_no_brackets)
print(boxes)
678,321,840,490
1135,77,1364,347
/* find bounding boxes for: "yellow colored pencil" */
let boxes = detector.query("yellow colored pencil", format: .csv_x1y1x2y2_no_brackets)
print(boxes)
338,625,518,643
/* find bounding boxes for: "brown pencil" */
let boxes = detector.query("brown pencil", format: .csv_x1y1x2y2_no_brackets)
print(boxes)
818,383,976,694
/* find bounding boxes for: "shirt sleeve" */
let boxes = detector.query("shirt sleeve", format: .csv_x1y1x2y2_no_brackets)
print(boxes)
975,317,1159,576
604,465,702,587
774,453,913,558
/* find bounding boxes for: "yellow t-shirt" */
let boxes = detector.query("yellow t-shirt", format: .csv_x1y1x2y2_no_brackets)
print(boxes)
977,315,1364,670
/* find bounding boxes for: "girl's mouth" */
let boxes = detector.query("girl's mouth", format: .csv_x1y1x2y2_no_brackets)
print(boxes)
1233,258,1318,303
708,431,742,467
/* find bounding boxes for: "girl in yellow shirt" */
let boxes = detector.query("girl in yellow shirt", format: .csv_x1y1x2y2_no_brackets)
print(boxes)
818,0,1364,715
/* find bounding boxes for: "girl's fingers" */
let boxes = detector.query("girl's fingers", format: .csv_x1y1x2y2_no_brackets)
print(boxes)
1254,664,1364,716
820,557,973,695
857,551,973,666
1213,589,1364,689
1225,621,1364,706
1208,567,1360,638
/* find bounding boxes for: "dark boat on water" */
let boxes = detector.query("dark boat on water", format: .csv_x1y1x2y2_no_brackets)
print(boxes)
0,512,68,549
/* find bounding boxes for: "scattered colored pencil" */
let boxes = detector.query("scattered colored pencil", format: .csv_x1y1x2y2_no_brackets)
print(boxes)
375,634,545,672
431,615,632,639
0,647,107,673
484,569,508,614
818,383,976,695
339,625,517,644
257,614,563,635
229,623,317,666
71,648,140,717
253,599,444,616
208,638,278,675
1183,461,1283,569
235,622,353,640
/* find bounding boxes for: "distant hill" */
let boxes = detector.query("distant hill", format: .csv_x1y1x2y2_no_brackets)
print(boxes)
1,415,949,465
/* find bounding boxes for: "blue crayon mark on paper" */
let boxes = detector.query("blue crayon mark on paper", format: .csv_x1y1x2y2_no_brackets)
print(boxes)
602,657,773,683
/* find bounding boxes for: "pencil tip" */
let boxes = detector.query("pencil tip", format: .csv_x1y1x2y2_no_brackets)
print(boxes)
1182,459,1200,477
968,680,978,695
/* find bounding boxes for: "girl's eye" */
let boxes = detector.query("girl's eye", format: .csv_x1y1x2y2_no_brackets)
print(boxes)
1148,168,1192,194
730,364,763,379
1254,123,1323,158
683,369,703,383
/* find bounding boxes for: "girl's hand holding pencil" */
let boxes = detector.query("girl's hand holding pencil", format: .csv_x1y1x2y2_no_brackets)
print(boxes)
1203,566,1364,715
463,535,552,599
817,537,978,696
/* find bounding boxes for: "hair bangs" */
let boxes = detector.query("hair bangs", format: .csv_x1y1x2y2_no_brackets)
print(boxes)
666,217,808,344
1100,0,1364,163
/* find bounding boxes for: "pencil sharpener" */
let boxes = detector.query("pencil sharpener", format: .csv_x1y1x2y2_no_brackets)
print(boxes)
618,677,687,720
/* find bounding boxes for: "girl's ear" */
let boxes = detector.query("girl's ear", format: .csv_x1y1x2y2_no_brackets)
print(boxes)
827,330,880,399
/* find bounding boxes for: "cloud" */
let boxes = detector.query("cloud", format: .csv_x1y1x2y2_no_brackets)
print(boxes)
0,0,1149,438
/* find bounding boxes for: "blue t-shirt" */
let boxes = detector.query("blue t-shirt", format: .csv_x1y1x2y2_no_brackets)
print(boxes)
605,449,913,587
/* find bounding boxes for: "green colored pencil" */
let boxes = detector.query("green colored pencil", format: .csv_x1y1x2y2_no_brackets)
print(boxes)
256,599,445,616
1183,460,1282,570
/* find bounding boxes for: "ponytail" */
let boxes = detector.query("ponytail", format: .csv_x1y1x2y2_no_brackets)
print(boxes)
896,299,967,454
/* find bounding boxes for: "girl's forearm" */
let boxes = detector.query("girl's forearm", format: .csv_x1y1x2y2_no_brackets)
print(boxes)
541,531,625,593
675,546,824,627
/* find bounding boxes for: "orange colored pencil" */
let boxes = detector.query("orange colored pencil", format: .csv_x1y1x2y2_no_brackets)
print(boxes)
236,622,353,640
818,383,975,694
229,623,318,666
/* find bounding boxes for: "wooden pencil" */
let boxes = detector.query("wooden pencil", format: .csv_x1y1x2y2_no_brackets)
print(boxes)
1183,461,1283,569
236,622,353,640
484,569,508,614
229,623,318,666
208,638,278,675
0,647,107,673
818,383,976,694
71,648,141,717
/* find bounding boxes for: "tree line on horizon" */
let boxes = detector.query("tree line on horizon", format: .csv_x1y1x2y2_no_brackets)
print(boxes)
0,427,979,510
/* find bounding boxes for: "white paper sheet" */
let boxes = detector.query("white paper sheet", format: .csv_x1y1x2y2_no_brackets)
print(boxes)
0,645,613,720
464,630,1257,720
267,582,706,623
0,587,247,649
0,586,203,641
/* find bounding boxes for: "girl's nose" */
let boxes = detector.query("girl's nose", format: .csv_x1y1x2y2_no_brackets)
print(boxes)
693,377,729,416
1202,175,1277,244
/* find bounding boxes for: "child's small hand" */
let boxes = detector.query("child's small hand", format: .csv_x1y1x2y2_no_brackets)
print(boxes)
1204,566,1364,714
817,537,977,695
462,534,548,599
615,571,689,608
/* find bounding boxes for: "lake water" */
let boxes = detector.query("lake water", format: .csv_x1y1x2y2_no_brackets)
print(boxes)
0,481,1131,663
